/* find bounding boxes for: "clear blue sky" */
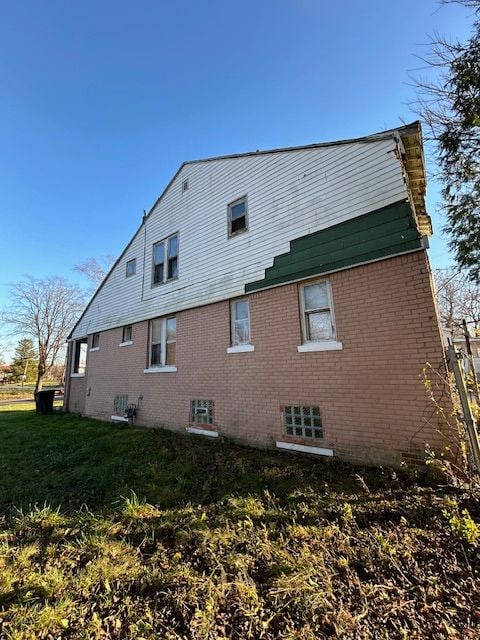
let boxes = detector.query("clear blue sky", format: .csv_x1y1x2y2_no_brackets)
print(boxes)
0,0,474,356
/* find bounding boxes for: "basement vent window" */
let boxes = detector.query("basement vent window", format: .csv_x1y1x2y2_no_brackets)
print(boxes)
126,259,136,277
228,196,248,236
191,399,213,425
284,405,323,439
114,394,128,416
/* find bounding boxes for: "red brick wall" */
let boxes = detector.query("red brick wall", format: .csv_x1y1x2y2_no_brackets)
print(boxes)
66,251,458,465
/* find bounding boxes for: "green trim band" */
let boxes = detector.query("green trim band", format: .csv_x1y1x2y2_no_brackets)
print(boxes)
245,200,423,293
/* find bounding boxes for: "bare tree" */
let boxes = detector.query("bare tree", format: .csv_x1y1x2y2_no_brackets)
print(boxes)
75,255,115,286
434,268,480,333
1,276,86,392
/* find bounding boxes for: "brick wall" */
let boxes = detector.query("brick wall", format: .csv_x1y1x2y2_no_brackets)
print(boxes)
65,251,458,465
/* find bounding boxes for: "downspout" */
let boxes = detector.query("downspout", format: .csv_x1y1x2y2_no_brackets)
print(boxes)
63,341,73,412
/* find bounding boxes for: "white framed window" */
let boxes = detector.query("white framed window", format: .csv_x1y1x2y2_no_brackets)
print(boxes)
121,325,133,344
298,280,343,352
126,258,136,277
231,298,250,345
145,316,176,371
72,338,88,375
227,298,254,353
227,196,248,237
91,333,100,350
152,234,178,286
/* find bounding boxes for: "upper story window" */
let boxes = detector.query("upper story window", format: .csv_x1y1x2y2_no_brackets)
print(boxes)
228,196,248,237
91,333,100,350
231,298,251,345
152,234,179,286
149,316,176,368
126,259,136,277
182,179,189,193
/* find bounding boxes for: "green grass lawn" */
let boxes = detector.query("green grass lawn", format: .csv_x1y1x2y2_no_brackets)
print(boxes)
0,406,479,639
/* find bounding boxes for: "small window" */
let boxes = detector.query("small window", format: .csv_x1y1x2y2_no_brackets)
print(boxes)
284,405,323,439
300,280,335,342
126,259,136,277
122,325,133,343
191,399,213,425
231,298,251,345
182,179,189,193
91,333,100,349
114,394,128,416
228,196,248,236
72,338,88,375
152,234,179,285
149,316,176,368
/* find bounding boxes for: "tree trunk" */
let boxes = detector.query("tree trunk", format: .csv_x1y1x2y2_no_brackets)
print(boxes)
35,358,46,394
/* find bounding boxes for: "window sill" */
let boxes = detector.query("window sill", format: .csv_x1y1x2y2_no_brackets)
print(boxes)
297,340,343,352
119,341,133,347
227,344,255,354
111,415,129,423
186,426,219,438
276,441,334,457
89,347,99,352
143,366,177,373
151,276,179,289
70,373,85,378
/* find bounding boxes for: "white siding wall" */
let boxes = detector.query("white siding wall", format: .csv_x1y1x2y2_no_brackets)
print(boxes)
72,137,408,338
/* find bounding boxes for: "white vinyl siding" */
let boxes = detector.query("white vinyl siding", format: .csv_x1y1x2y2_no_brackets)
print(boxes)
72,137,409,339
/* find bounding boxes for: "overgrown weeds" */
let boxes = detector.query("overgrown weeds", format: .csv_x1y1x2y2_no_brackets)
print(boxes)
0,408,479,638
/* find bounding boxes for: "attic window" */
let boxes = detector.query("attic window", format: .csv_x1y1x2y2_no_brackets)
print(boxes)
228,196,248,237
126,259,136,277
182,179,189,193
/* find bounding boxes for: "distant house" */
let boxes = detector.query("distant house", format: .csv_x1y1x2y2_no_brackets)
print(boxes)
0,364,12,384
64,122,457,465
447,331,480,376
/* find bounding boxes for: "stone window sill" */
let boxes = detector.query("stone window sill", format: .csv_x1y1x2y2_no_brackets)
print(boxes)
143,366,177,373
227,344,255,354
276,441,334,457
89,347,99,352
297,340,343,353
186,426,219,438
119,341,133,347
70,373,85,378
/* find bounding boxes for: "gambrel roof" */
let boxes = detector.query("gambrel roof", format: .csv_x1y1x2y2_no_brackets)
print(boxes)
70,121,430,340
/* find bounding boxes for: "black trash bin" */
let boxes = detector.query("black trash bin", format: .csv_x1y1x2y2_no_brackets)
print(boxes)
35,389,55,414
